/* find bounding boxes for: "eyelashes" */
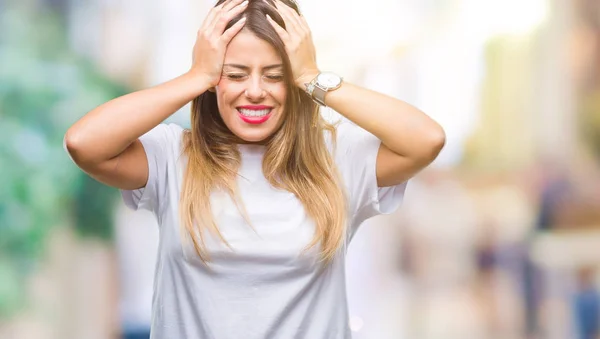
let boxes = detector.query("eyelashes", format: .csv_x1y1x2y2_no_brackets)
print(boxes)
222,73,284,82
224,73,245,80
265,75,284,81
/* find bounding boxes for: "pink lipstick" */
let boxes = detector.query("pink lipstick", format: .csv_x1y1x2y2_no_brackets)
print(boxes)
237,105,273,125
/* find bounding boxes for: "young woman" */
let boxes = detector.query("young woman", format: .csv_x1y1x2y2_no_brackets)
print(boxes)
64,0,445,337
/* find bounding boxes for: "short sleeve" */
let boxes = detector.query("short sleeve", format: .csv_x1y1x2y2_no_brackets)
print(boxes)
332,118,408,233
121,123,183,215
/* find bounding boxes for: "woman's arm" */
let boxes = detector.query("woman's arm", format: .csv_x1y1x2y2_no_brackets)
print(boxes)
64,72,212,189
268,1,445,187
301,77,446,187
64,0,248,190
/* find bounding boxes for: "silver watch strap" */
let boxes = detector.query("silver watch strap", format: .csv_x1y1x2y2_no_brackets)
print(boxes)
304,74,327,106
312,86,327,106
304,77,318,97
304,72,342,107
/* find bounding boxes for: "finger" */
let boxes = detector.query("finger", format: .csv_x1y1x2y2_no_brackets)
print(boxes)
272,5,297,36
211,0,249,35
201,0,235,31
266,14,289,42
281,1,305,27
221,16,246,43
298,14,312,35
222,0,245,12
262,0,289,27
274,1,303,36
274,0,300,17
204,0,244,32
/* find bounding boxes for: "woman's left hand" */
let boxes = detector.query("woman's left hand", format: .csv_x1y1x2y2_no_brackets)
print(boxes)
266,1,320,89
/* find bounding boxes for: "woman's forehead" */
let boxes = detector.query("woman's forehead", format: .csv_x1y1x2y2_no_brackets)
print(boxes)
224,31,282,65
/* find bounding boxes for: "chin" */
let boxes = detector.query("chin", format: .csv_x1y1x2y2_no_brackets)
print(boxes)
226,116,283,144
220,109,284,144
232,128,274,144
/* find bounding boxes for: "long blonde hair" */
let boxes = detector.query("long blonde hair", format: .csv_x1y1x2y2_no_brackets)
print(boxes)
180,0,346,264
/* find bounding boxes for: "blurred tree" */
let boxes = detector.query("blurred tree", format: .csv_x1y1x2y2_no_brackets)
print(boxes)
581,92,600,160
576,0,600,161
0,2,127,318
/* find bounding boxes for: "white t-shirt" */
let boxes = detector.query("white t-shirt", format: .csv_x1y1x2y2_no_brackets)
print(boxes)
121,118,407,339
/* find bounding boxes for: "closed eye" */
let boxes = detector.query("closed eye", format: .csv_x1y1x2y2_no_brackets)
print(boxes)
224,73,247,80
265,75,284,81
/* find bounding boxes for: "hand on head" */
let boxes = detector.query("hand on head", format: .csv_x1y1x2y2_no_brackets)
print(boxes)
191,0,249,87
191,0,320,91
265,0,320,88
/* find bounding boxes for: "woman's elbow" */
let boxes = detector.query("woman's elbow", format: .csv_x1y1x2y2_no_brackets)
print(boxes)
421,125,446,163
64,127,92,166
64,128,79,155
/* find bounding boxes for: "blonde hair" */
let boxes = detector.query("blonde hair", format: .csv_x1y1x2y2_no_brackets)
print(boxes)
179,0,346,264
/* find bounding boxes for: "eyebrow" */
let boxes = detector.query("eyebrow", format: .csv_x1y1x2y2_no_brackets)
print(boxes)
223,63,283,71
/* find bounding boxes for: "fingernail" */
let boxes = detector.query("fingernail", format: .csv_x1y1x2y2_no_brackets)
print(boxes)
241,0,248,6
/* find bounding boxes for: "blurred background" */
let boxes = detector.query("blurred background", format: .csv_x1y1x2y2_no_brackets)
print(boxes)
1,0,600,338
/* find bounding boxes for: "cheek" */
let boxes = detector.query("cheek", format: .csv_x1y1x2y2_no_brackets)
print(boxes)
268,84,287,103
216,81,244,106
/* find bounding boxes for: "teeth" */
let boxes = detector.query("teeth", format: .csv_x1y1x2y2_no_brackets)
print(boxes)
238,108,270,117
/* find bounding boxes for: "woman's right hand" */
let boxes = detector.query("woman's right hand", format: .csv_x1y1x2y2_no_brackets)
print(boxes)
191,0,249,87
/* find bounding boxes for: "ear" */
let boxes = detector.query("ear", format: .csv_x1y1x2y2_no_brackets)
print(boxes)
208,87,216,93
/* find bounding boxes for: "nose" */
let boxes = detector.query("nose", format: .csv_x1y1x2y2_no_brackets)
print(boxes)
244,77,266,100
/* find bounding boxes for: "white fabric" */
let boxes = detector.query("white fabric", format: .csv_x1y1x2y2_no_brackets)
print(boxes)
121,118,407,339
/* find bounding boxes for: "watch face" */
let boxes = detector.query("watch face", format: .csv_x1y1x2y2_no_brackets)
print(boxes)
317,72,342,89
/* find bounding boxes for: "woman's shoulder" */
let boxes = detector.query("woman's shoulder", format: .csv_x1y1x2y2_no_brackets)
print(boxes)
321,108,367,146
144,123,186,144
161,122,186,136
140,123,188,161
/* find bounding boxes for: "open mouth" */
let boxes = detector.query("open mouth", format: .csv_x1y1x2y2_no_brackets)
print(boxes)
237,106,273,124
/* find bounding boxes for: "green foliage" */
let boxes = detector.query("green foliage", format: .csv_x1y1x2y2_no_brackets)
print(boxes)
580,90,600,159
0,3,127,317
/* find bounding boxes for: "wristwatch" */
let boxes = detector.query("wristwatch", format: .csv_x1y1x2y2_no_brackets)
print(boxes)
304,72,343,106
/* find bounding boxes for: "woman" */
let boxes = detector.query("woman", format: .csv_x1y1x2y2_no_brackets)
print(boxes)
64,0,445,337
